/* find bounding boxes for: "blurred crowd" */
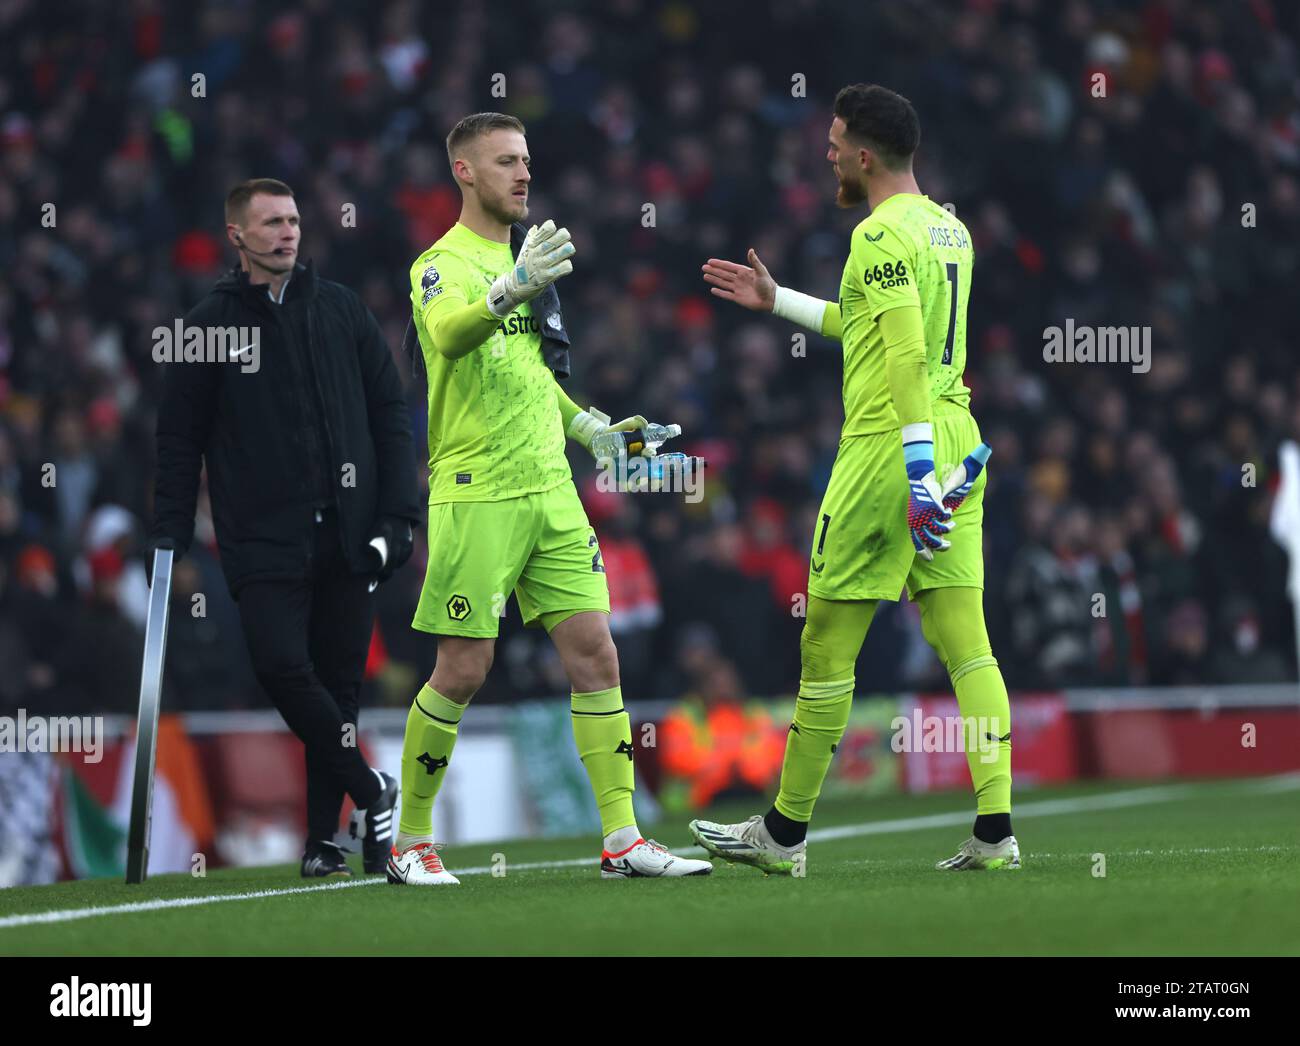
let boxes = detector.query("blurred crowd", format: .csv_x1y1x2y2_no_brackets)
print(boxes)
1,0,1297,714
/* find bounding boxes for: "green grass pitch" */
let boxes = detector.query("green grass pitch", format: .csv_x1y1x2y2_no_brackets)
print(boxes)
2,777,1297,956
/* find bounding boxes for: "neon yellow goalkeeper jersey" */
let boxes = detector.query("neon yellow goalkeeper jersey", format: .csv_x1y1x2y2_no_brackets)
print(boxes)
836,192,973,436
408,222,570,503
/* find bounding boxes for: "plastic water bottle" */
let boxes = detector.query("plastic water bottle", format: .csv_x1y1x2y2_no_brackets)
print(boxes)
628,452,707,492
591,422,682,462
647,451,701,482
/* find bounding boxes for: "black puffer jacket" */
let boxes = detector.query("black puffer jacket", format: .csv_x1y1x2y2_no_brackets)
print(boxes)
151,261,419,596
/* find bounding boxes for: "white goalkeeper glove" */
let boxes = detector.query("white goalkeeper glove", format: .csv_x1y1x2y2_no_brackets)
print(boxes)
486,219,575,319
567,408,648,461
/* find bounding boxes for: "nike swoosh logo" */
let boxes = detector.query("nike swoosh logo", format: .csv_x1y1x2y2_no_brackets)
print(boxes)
230,344,256,359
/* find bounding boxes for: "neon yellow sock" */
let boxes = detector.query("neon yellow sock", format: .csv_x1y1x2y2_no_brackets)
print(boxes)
571,686,636,837
918,587,1012,815
398,685,464,837
773,683,854,822
952,657,1012,814
773,596,875,823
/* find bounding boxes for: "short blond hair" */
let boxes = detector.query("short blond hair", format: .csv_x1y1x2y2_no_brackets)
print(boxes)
445,112,526,170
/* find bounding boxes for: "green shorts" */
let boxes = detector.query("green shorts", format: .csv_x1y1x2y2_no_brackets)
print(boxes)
807,403,986,602
413,482,610,638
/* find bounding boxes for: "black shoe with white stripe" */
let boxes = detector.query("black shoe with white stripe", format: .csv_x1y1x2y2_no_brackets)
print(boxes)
301,840,352,878
349,770,398,874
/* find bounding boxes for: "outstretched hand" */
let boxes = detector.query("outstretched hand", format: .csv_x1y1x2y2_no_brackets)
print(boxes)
701,248,776,312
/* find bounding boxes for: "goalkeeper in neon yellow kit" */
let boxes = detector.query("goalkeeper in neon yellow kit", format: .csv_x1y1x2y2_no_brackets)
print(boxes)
690,84,1018,873
387,112,711,884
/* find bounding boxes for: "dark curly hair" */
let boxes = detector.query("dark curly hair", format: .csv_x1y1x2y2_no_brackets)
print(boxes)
833,84,920,171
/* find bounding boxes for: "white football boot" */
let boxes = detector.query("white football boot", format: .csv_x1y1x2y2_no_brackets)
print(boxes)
386,842,461,885
688,814,804,875
600,838,713,878
936,835,1021,870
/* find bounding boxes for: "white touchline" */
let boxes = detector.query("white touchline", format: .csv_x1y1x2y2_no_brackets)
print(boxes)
1003,845,1293,860
0,877,376,929
2,774,1296,931
805,774,1300,843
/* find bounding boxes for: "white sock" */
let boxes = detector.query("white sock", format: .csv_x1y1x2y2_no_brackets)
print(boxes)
395,832,434,853
603,825,641,853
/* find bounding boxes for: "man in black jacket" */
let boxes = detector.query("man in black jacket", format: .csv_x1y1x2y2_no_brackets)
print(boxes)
150,178,419,877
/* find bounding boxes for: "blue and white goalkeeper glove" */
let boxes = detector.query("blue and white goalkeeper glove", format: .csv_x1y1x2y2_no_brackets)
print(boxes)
940,442,992,512
904,424,953,562
487,220,575,319
906,433,994,562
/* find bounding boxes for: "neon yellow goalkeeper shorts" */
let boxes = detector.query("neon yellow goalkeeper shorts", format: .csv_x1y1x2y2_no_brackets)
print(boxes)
413,482,610,638
807,401,987,602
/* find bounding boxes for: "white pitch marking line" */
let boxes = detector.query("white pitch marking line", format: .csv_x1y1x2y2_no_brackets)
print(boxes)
805,775,1300,842
1029,845,1295,859
847,844,1297,865
0,877,381,929
2,775,1296,930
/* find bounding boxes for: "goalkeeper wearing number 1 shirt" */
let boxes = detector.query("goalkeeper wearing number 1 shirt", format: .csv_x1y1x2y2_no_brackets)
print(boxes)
691,84,1019,873
385,113,710,884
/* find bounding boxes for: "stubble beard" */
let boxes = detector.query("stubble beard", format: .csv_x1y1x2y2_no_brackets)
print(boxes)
484,188,528,228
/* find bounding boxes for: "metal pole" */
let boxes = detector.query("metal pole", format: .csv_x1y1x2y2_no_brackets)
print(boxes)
1273,443,1300,693
126,547,173,884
